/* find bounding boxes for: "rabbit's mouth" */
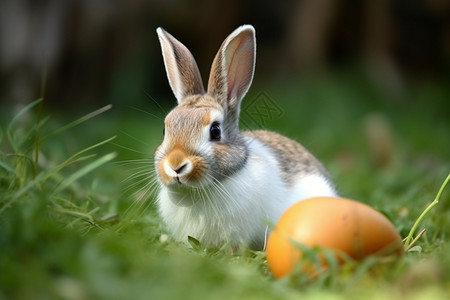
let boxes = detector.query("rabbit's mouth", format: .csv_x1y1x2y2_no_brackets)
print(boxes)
164,174,212,189
172,175,198,186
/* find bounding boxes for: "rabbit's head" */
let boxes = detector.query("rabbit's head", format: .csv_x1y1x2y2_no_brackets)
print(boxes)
155,25,256,189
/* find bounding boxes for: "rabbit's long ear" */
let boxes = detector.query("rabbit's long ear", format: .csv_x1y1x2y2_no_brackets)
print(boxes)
157,27,205,103
207,25,256,110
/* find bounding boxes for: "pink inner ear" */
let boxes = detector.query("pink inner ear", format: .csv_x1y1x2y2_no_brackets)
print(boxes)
225,33,254,101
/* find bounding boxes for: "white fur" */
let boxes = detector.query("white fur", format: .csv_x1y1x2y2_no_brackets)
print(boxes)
157,137,336,248
290,174,337,203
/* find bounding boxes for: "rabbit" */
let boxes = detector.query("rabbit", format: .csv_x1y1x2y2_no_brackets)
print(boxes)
154,25,337,250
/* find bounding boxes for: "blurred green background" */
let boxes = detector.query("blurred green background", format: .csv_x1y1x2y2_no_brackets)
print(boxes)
0,1,449,299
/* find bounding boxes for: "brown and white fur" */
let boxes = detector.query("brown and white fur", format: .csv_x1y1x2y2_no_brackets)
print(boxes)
154,25,337,250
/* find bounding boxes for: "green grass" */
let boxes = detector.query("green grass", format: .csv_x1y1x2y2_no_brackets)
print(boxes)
1,70,449,299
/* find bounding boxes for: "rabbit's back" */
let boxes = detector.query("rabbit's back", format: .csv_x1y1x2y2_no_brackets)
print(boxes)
243,130,336,190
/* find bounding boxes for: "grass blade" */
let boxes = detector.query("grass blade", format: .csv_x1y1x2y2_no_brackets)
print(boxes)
54,152,117,193
0,171,47,214
6,99,43,152
7,98,43,131
42,104,113,140
57,136,117,169
403,173,450,250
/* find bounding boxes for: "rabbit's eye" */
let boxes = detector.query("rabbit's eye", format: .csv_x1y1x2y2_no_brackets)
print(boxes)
209,122,221,141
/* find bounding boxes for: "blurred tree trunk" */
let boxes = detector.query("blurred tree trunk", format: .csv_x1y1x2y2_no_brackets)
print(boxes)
284,0,339,71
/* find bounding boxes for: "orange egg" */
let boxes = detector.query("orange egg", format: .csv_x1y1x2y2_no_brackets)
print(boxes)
266,197,404,278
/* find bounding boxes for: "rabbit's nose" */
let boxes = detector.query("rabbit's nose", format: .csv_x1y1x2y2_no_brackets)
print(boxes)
174,162,188,174
163,159,192,178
